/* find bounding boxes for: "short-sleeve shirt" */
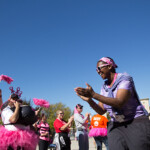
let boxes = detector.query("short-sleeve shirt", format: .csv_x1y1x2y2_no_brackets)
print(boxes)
101,73,145,122
53,118,69,133
1,106,30,131
37,122,50,141
91,114,108,128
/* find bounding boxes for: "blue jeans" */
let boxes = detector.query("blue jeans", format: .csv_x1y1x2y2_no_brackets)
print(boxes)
76,130,89,150
94,136,109,150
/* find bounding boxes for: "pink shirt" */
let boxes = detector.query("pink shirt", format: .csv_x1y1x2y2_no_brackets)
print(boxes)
37,122,50,141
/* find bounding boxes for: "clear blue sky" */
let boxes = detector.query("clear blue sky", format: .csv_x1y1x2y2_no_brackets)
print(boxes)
0,0,150,116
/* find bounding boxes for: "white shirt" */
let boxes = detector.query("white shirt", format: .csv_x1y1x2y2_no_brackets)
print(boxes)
1,105,30,131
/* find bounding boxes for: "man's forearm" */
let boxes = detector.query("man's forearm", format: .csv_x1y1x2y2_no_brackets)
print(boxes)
92,89,131,108
88,99,106,115
60,122,70,131
93,93,121,108
9,107,20,123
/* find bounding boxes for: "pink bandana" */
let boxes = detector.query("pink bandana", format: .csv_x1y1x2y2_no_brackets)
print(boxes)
99,57,118,68
74,105,84,119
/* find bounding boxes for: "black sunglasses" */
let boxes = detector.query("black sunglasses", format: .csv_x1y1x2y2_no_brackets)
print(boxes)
96,64,109,72
78,107,83,109
59,113,64,115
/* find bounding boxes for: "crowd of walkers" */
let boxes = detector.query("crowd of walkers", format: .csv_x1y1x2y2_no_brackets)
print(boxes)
0,56,150,150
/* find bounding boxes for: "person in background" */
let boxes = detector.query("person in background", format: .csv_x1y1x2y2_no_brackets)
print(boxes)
89,114,109,150
75,56,150,150
35,113,51,150
0,91,39,150
74,104,90,150
53,110,74,150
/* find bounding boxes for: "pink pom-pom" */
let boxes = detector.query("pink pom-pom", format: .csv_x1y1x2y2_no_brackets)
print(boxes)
33,98,50,108
0,74,13,84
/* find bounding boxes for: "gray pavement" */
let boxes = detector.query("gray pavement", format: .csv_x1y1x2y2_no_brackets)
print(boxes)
42,137,106,150
71,137,106,150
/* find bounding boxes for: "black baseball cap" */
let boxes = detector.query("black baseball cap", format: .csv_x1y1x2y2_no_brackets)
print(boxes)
76,104,83,108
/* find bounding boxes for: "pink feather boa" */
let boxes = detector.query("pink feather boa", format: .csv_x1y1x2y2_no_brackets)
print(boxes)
0,75,13,84
89,128,107,137
33,98,50,108
0,126,38,150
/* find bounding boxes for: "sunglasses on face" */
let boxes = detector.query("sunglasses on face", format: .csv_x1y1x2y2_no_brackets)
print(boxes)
96,64,110,72
59,113,64,115
78,107,83,109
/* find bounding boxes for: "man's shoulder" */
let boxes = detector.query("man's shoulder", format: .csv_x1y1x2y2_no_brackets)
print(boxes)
74,113,81,116
74,113,78,116
2,106,12,113
54,119,59,124
74,113,80,118
1,106,13,119
1,106,13,122
53,119,63,128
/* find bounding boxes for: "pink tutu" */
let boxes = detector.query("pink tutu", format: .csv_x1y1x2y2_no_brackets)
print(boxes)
89,128,107,137
0,126,39,150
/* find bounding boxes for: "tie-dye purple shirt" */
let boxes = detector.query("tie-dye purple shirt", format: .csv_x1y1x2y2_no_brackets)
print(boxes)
101,73,146,122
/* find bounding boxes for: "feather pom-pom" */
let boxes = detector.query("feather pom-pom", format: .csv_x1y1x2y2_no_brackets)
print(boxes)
0,74,13,84
33,98,50,108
